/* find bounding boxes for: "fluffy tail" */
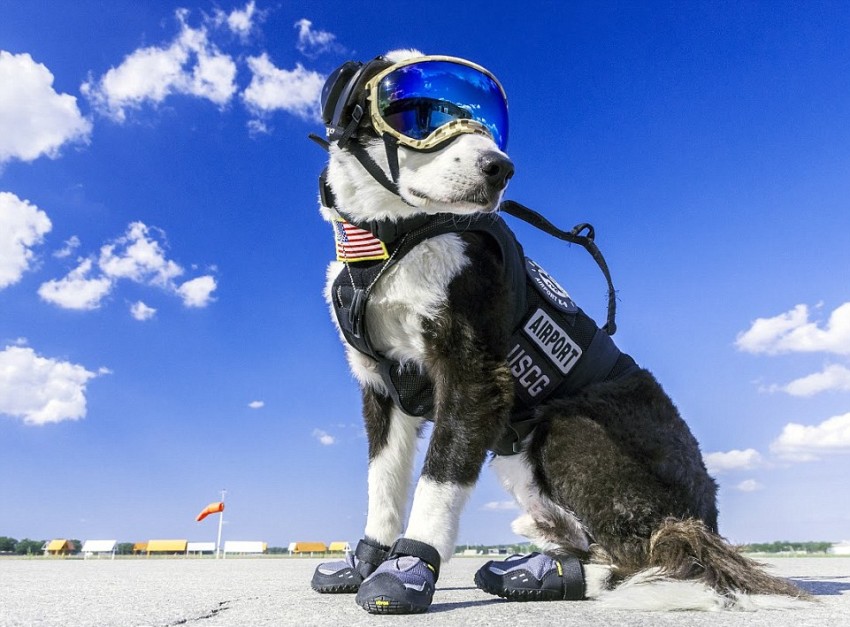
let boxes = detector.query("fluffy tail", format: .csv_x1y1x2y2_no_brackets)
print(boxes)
587,518,811,611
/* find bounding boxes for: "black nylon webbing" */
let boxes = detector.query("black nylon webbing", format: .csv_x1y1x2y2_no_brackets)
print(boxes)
500,200,618,336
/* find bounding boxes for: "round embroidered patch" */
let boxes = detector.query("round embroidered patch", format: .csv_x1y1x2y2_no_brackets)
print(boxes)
526,258,577,314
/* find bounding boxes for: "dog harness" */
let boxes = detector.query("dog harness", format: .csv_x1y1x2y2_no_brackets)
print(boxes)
327,195,639,455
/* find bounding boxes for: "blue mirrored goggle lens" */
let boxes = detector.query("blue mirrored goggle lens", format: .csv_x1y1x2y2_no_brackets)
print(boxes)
376,60,508,150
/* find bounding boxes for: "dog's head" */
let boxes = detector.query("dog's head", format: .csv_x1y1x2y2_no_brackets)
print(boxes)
319,50,514,224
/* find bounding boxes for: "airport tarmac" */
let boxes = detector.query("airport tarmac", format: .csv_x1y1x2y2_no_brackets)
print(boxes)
1,556,848,626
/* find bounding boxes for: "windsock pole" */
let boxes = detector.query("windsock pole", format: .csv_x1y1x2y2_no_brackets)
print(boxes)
216,489,226,559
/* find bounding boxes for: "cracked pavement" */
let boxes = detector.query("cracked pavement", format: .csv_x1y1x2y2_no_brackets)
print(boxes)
1,556,848,626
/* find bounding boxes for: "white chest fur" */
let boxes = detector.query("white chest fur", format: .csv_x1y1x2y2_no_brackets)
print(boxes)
325,232,470,373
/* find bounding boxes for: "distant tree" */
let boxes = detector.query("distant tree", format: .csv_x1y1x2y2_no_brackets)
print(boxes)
68,539,81,554
0,536,17,552
116,543,134,555
267,546,288,554
742,541,832,554
14,539,45,555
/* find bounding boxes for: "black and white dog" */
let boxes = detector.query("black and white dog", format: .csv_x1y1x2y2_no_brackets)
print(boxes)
311,49,806,614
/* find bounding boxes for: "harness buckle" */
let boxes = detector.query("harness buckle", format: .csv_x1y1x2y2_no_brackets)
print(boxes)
349,288,367,338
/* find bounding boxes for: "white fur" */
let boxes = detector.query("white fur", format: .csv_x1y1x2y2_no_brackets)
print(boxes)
490,450,590,553
404,477,472,562
488,442,808,611
593,568,811,611
324,234,469,384
326,133,509,225
385,48,422,63
364,408,422,547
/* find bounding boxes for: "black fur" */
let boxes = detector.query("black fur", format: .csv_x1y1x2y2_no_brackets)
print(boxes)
422,232,514,485
530,370,719,574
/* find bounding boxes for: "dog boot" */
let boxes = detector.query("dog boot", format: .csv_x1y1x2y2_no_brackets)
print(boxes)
355,538,440,614
474,552,585,601
311,537,389,593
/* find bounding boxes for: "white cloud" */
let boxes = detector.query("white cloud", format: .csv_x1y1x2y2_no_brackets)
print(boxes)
130,301,157,321
0,51,91,165
736,479,764,492
53,235,80,259
81,9,237,121
248,400,264,409
736,303,850,356
294,19,340,58
246,118,270,136
99,222,183,286
0,192,52,289
770,412,850,462
703,448,763,474
38,258,113,310
40,221,215,312
313,428,335,445
481,500,519,511
218,1,258,39
0,345,101,425
769,363,850,397
242,54,324,120
177,275,217,307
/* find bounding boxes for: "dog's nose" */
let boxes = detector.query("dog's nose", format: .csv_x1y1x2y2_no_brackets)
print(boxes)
480,152,515,189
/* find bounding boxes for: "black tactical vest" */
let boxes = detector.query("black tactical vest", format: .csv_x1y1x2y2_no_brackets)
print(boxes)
330,214,638,455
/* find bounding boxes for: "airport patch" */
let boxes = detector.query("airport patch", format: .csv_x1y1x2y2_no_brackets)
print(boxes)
523,308,583,375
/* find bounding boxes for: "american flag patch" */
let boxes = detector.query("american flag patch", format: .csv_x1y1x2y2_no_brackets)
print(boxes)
333,220,389,262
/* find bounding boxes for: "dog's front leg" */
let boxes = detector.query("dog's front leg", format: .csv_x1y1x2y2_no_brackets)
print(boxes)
311,353,422,594
404,351,514,563
361,385,422,547
355,348,512,613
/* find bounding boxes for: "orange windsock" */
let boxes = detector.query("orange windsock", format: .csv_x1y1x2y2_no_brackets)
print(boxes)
196,501,225,522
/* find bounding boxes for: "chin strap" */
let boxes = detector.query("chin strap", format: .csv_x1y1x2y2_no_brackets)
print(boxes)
309,126,416,213
318,167,430,245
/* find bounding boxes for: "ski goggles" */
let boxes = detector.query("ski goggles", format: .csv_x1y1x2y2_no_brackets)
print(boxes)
364,55,509,152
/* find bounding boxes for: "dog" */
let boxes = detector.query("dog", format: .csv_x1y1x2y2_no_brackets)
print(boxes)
310,49,808,614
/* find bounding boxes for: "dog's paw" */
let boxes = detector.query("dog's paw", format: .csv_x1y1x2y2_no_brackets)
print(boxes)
355,556,436,614
474,552,585,602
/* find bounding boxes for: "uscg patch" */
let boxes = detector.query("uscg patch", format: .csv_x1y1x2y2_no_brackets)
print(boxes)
507,307,584,405
526,258,577,314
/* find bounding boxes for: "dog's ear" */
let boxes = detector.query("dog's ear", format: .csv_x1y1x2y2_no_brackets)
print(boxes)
321,61,362,134
321,57,392,144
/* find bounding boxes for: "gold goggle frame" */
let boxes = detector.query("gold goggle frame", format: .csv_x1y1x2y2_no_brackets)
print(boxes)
364,55,508,151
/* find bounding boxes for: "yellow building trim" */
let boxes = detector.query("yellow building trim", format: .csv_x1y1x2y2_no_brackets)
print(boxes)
146,539,188,553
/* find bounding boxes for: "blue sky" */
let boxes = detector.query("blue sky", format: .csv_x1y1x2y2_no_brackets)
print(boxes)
2,1,850,548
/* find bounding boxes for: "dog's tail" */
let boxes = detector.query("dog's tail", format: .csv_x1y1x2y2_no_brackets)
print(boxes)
586,518,811,611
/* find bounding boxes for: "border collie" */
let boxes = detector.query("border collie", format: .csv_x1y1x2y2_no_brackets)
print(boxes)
310,48,807,614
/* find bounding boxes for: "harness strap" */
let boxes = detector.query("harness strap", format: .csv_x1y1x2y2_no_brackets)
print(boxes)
387,538,441,581
501,200,618,336
354,537,391,579
555,555,586,600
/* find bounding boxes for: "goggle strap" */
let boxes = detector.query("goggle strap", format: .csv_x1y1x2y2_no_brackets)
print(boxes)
348,142,397,194
383,134,401,184
335,102,363,148
308,133,331,152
